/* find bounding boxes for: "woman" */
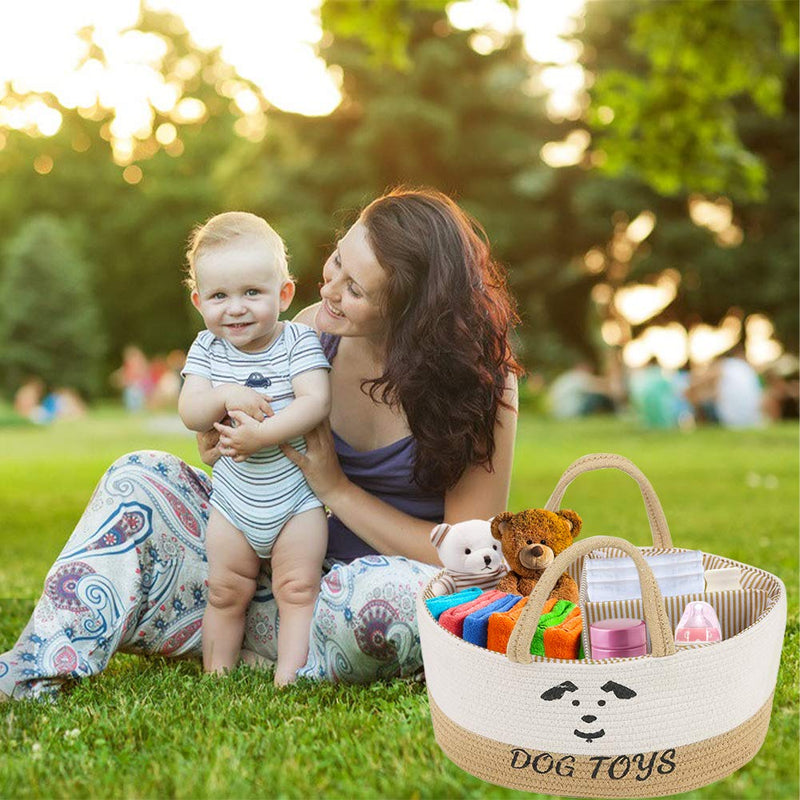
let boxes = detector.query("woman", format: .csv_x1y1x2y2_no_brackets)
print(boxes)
0,188,522,700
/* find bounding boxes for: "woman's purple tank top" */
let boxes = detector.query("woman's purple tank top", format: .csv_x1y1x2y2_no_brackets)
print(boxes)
320,333,445,562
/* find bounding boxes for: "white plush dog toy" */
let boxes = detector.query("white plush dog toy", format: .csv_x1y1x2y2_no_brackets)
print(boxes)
429,519,508,596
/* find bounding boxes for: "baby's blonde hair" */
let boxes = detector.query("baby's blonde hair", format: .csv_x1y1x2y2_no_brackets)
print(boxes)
185,211,290,291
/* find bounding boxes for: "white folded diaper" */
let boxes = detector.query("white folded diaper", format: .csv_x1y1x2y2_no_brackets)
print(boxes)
584,550,705,602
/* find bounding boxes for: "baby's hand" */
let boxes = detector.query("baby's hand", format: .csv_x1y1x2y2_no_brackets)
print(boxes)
214,410,268,461
221,385,273,421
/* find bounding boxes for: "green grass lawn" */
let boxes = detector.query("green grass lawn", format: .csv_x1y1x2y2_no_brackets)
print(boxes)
0,409,797,799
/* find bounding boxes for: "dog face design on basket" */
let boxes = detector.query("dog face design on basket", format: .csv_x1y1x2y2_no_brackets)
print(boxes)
540,680,638,743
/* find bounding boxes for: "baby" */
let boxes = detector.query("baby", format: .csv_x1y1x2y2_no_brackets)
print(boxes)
178,211,330,686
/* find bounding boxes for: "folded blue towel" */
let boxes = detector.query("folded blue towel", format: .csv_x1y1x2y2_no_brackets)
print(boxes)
463,593,522,647
424,587,482,621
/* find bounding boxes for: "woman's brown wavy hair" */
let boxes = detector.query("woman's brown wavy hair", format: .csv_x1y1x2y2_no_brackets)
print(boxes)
359,188,524,493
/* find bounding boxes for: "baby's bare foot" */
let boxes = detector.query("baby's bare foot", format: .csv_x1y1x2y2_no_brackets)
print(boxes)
273,668,298,688
239,649,275,672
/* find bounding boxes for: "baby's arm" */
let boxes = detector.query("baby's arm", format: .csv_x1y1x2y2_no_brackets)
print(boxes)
214,369,330,459
257,368,331,446
178,375,272,432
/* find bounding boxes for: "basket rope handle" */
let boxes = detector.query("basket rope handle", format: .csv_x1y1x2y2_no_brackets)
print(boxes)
544,453,673,549
506,535,676,663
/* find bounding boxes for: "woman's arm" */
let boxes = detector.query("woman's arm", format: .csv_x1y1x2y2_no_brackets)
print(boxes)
197,429,222,466
283,374,519,564
441,373,519,522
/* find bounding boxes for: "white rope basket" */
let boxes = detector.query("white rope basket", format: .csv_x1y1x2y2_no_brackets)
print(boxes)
417,454,787,797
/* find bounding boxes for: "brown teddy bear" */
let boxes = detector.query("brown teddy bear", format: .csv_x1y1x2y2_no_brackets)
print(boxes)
491,508,582,601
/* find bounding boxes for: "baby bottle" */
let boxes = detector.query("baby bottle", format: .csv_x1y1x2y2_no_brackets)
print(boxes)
675,601,722,644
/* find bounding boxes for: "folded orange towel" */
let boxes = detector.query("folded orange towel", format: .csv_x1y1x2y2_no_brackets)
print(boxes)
486,596,558,654
543,606,584,659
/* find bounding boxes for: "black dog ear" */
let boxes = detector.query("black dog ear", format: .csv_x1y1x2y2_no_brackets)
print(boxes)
600,680,637,699
540,680,579,701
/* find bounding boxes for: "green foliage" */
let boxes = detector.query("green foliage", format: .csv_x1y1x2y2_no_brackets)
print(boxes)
579,2,799,351
321,0,796,202
0,10,258,377
588,0,796,201
0,215,105,397
0,411,797,798
321,0,449,69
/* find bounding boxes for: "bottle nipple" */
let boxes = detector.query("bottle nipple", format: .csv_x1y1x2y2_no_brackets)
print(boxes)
675,601,722,643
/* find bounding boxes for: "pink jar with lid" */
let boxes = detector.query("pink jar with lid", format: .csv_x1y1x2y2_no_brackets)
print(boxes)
589,618,647,659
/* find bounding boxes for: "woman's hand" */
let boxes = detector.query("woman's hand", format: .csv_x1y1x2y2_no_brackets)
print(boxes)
280,418,348,505
197,429,222,467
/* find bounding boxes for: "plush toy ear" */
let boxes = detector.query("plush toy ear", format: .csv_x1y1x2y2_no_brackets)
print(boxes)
490,512,513,541
430,523,450,548
557,510,582,538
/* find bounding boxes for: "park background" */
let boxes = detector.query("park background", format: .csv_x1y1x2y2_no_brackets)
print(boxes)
0,1,797,798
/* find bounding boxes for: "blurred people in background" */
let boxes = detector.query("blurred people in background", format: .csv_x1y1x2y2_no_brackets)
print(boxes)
110,345,185,412
686,346,763,428
13,378,86,424
111,345,153,412
670,368,697,430
762,355,800,422
149,349,186,410
548,361,615,419
628,358,681,429
13,378,45,420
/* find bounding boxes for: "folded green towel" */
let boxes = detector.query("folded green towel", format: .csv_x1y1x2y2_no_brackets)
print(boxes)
531,599,576,656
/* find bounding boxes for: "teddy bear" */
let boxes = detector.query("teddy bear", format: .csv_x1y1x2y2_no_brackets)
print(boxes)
429,519,508,596
491,508,582,601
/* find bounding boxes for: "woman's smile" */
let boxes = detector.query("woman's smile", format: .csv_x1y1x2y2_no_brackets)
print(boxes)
322,299,345,319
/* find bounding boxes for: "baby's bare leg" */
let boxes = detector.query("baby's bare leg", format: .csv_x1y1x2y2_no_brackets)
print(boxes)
270,507,328,687
203,509,262,675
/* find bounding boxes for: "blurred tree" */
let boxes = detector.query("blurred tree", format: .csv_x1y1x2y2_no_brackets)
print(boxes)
321,0,798,202
0,215,105,396
0,10,256,371
579,0,799,352
588,0,797,201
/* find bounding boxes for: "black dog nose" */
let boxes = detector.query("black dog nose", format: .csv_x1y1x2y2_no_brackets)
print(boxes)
581,715,597,723
484,555,492,565
532,545,543,557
